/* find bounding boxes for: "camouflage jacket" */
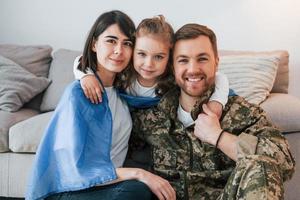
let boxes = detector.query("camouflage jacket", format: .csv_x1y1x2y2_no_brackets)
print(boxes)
128,87,295,200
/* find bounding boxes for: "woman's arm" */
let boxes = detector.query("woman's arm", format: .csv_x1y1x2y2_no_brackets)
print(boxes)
116,168,176,200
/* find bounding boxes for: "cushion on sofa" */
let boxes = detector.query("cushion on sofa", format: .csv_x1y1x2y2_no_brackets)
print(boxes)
219,50,289,94
260,93,300,133
218,54,279,105
0,109,39,152
9,111,54,152
0,44,52,77
0,55,51,112
0,44,53,110
40,49,81,112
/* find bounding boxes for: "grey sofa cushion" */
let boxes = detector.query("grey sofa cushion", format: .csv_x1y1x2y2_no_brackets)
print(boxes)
261,93,300,133
9,111,53,153
0,44,52,77
0,56,51,112
40,49,81,112
0,109,39,152
219,50,289,94
0,44,53,110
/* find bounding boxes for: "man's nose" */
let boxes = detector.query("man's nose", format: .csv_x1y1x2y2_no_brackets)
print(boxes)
188,60,200,73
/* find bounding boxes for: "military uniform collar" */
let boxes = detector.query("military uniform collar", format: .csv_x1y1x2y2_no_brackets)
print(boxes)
157,85,215,121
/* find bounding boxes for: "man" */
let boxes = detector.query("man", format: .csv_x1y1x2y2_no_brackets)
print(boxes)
128,24,295,199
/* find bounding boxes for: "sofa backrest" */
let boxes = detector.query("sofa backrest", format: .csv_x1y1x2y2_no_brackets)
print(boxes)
40,49,81,112
39,49,290,112
219,50,289,94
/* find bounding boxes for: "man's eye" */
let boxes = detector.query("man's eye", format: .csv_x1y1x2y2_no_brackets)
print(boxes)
198,57,208,62
154,55,164,60
124,41,133,47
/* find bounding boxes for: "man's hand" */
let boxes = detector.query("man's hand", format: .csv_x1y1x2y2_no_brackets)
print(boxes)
194,104,223,145
80,75,103,104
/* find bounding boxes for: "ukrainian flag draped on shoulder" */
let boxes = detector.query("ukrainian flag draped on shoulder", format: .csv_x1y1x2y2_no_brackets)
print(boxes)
26,81,116,200
26,80,159,200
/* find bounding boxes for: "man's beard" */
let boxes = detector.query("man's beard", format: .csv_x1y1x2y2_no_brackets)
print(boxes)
178,76,215,98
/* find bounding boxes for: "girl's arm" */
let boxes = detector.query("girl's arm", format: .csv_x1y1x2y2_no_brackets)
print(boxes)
116,168,176,200
207,72,229,118
73,56,103,103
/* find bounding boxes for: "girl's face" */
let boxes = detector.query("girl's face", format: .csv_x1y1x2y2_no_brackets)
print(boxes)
133,35,170,87
93,24,133,77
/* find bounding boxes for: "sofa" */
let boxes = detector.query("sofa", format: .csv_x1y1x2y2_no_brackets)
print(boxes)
0,44,299,199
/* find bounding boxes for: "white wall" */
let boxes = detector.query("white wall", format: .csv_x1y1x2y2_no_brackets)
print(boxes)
1,0,299,98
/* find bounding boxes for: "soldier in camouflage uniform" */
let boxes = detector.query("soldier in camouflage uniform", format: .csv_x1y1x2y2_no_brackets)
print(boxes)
127,24,295,199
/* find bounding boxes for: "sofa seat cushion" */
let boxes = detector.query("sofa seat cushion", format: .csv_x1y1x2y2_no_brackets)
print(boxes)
9,111,53,152
0,109,39,152
260,93,300,133
40,49,81,112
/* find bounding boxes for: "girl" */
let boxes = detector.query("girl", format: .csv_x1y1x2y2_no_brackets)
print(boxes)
26,11,175,200
74,16,229,119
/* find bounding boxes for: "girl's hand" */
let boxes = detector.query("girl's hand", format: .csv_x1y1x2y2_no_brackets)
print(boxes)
116,168,176,200
80,75,103,104
207,100,223,119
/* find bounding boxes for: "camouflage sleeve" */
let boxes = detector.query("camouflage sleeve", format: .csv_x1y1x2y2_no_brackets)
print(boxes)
223,96,295,181
131,107,168,142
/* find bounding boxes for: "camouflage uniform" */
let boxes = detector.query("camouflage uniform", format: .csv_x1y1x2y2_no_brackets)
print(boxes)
127,86,295,200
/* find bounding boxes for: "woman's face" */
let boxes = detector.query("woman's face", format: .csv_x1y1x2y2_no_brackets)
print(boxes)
93,24,133,75
133,35,170,87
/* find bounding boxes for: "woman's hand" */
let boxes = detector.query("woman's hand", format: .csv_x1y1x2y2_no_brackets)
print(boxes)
116,168,176,200
80,75,103,104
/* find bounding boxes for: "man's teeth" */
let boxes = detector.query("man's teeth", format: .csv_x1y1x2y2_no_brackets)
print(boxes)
186,77,204,82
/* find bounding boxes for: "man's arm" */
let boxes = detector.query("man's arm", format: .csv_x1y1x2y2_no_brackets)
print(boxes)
194,100,295,181
194,104,238,161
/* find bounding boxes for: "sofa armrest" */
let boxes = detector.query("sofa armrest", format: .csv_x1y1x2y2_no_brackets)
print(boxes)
260,93,300,133
0,109,39,152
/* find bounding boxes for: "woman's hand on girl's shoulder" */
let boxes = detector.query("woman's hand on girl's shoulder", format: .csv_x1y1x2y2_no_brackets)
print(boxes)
80,75,103,104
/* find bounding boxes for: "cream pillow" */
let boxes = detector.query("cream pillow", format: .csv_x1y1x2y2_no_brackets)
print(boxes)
219,54,280,105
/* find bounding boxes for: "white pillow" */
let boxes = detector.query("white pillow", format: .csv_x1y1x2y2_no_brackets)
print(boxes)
219,54,280,105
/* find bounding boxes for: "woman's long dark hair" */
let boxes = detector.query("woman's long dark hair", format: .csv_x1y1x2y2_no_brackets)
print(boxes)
78,10,136,87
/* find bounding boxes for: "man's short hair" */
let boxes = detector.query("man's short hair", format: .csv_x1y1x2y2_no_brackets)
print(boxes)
175,24,218,58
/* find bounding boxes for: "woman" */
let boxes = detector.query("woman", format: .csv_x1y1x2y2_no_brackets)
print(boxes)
26,10,175,200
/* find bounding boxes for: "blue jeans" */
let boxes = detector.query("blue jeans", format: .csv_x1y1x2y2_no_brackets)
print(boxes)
46,180,152,200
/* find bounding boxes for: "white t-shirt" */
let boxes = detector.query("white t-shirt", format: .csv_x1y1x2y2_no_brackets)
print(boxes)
73,56,132,168
105,87,132,168
177,104,194,128
211,72,230,107
126,79,156,97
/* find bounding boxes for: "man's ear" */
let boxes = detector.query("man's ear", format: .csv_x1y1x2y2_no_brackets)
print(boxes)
215,56,219,71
